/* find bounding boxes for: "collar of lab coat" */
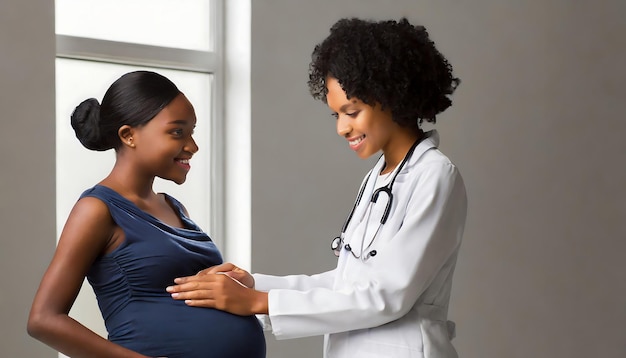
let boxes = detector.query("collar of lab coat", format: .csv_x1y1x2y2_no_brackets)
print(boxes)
372,129,440,176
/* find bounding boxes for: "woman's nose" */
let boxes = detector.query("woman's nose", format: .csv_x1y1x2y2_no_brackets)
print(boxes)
186,136,199,154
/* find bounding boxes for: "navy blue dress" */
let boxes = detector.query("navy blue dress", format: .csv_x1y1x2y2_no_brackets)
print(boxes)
81,185,265,358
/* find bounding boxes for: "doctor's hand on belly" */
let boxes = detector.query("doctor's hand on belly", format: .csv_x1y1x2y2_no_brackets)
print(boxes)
204,262,255,288
166,263,268,316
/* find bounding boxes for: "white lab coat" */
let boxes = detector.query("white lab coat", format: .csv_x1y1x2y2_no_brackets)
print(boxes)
253,130,467,358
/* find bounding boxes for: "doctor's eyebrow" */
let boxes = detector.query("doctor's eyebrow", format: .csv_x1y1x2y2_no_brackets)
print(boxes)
330,100,360,118
339,101,359,113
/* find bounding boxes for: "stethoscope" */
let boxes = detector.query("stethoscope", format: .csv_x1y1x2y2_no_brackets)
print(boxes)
331,138,422,261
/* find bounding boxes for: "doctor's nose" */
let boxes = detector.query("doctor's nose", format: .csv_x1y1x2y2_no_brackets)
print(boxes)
336,115,352,137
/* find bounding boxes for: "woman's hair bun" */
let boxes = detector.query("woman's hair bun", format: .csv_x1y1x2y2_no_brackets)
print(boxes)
71,98,110,151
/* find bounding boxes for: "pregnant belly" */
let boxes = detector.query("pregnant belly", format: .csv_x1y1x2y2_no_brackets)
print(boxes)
107,300,265,358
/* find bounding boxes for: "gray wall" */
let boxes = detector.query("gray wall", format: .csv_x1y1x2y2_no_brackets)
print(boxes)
2,1,625,358
1,0,57,357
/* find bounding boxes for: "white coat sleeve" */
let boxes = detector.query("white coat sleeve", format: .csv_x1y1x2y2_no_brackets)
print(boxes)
265,162,467,339
252,269,336,331
253,269,336,292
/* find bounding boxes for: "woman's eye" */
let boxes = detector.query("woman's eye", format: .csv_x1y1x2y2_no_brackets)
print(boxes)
346,111,359,118
331,113,339,119
172,129,183,136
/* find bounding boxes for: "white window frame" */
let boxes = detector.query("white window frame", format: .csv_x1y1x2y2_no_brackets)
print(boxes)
55,0,226,247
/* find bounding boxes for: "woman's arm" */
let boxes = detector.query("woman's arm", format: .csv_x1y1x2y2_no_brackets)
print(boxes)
27,197,150,358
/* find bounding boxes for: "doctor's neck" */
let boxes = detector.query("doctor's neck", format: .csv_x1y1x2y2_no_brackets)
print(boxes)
380,129,424,175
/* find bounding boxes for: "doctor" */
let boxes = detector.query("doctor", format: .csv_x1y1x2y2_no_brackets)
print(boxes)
168,17,467,358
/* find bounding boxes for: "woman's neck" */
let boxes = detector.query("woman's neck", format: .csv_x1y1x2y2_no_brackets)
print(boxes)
101,160,156,200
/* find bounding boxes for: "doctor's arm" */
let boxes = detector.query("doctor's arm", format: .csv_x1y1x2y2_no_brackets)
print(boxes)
178,262,337,291
167,265,337,315
262,162,467,338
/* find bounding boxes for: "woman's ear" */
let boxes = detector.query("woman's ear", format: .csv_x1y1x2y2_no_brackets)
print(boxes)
118,125,136,148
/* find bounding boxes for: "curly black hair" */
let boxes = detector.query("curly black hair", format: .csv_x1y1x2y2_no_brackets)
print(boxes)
308,18,459,126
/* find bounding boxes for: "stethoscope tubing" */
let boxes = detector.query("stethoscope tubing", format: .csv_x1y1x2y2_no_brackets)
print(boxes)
333,138,422,259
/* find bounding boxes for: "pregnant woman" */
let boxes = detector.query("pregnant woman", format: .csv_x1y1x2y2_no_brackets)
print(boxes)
27,70,266,358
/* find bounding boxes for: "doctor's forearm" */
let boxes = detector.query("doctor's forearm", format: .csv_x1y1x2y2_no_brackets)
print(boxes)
251,290,269,315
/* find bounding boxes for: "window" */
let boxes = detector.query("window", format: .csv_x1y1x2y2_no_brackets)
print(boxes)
55,0,223,348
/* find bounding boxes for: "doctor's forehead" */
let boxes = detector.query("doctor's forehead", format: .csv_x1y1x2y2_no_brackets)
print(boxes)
326,78,362,112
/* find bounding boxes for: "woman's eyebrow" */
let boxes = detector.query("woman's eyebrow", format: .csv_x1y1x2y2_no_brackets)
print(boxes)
167,119,192,125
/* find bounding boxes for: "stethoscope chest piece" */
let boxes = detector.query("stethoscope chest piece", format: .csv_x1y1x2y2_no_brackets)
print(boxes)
331,236,377,260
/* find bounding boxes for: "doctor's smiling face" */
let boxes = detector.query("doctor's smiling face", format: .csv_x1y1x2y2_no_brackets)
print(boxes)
326,76,407,161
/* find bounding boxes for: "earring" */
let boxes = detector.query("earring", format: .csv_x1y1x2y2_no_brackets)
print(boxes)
128,138,135,148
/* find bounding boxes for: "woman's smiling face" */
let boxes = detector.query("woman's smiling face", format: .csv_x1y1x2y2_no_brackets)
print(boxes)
129,93,199,185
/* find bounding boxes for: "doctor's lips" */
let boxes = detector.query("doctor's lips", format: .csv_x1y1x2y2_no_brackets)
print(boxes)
347,135,366,149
